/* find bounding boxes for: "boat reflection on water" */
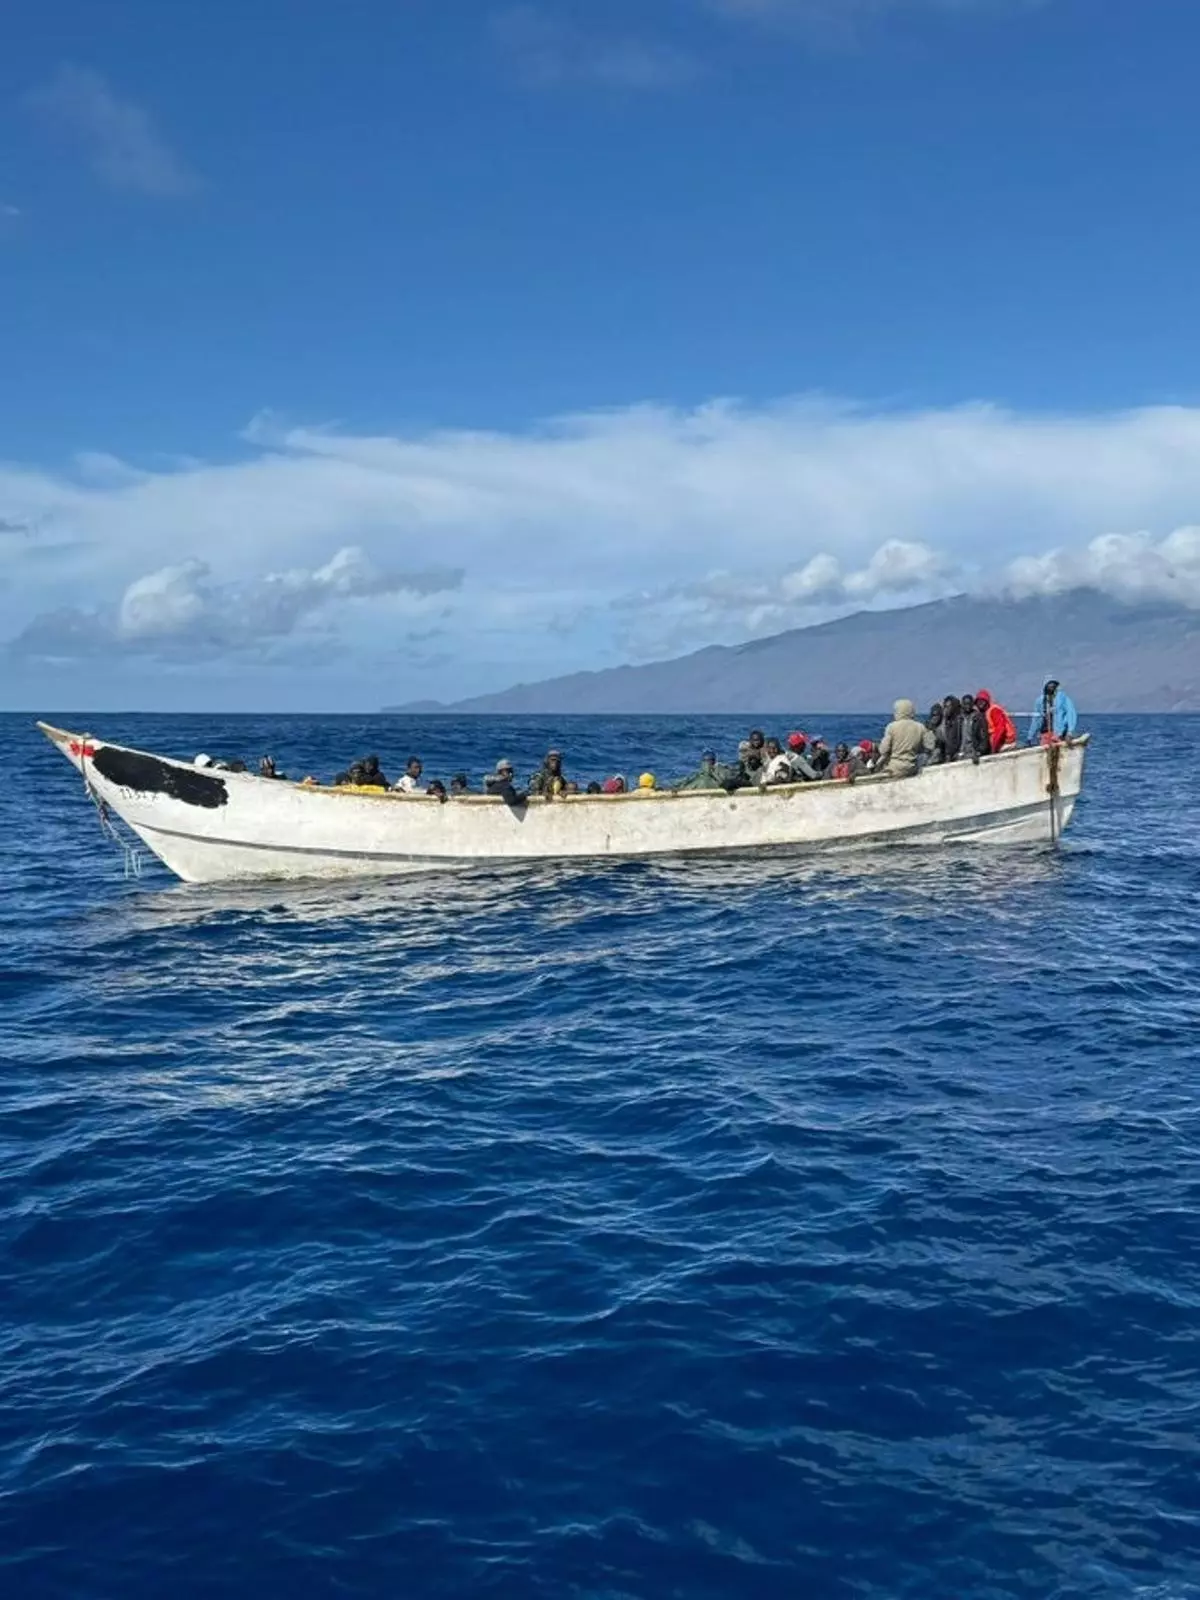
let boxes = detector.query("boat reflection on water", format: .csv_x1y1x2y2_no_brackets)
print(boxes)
115,840,1072,933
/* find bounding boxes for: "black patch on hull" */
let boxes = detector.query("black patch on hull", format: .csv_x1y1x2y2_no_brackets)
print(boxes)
92,746,229,809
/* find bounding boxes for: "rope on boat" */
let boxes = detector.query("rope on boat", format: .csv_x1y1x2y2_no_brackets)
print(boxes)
79,738,145,879
1046,740,1062,845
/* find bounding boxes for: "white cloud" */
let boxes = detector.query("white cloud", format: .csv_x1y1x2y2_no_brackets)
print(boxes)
1001,526,1200,608
493,6,700,88
11,546,463,661
3,394,1200,691
611,539,954,658
845,537,948,596
26,65,197,196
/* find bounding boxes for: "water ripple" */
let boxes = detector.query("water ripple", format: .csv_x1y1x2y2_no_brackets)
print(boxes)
2,712,1199,1599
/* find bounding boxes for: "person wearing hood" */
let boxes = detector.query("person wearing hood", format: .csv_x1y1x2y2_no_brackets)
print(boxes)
974,689,1017,754
1028,678,1078,742
676,750,726,790
959,695,990,763
876,699,936,778
925,703,946,764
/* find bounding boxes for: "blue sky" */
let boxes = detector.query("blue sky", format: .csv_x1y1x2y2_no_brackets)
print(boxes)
3,0,1200,710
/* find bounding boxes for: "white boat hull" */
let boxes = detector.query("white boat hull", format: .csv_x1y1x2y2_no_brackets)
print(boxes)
39,722,1087,885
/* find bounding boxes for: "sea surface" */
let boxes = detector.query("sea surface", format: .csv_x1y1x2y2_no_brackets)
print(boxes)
2,711,1199,1600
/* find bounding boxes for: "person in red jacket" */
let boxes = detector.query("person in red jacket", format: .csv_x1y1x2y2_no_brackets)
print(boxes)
973,689,1017,754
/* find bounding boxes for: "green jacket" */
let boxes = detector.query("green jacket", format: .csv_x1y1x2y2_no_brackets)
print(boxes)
529,766,566,797
675,764,729,791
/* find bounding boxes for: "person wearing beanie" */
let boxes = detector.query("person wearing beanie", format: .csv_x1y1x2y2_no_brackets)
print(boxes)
638,772,657,790
875,698,936,779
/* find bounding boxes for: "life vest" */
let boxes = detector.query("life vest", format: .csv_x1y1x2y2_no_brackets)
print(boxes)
985,702,1017,751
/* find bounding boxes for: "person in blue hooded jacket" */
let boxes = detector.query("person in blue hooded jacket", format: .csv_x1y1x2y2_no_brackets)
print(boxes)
1028,678,1078,742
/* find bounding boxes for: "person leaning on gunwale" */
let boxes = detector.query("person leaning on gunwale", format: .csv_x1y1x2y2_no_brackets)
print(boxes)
484,759,526,805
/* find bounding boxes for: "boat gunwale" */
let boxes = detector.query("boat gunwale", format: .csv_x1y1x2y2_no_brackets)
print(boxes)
36,720,1088,807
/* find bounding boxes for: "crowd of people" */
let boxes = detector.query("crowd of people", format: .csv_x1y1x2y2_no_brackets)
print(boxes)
234,678,1078,800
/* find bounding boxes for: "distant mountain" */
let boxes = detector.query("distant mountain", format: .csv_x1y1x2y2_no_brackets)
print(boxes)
386,591,1200,714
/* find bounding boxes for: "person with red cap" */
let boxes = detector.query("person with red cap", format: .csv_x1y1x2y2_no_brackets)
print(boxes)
851,738,880,776
785,731,819,782
973,689,1017,754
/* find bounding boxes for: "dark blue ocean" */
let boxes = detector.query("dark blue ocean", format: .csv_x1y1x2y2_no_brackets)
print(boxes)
3,712,1199,1600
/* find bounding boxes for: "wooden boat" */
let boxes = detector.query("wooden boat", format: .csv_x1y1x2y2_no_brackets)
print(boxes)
38,721,1088,885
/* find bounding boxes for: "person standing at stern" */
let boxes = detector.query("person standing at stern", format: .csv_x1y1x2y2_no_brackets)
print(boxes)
1029,678,1079,742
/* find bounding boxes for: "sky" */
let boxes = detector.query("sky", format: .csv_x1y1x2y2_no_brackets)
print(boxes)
3,0,1200,711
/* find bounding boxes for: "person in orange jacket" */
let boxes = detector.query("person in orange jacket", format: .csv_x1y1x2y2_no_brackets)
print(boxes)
973,689,1017,754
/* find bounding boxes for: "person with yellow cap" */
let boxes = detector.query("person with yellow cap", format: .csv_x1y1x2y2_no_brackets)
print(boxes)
638,772,657,791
